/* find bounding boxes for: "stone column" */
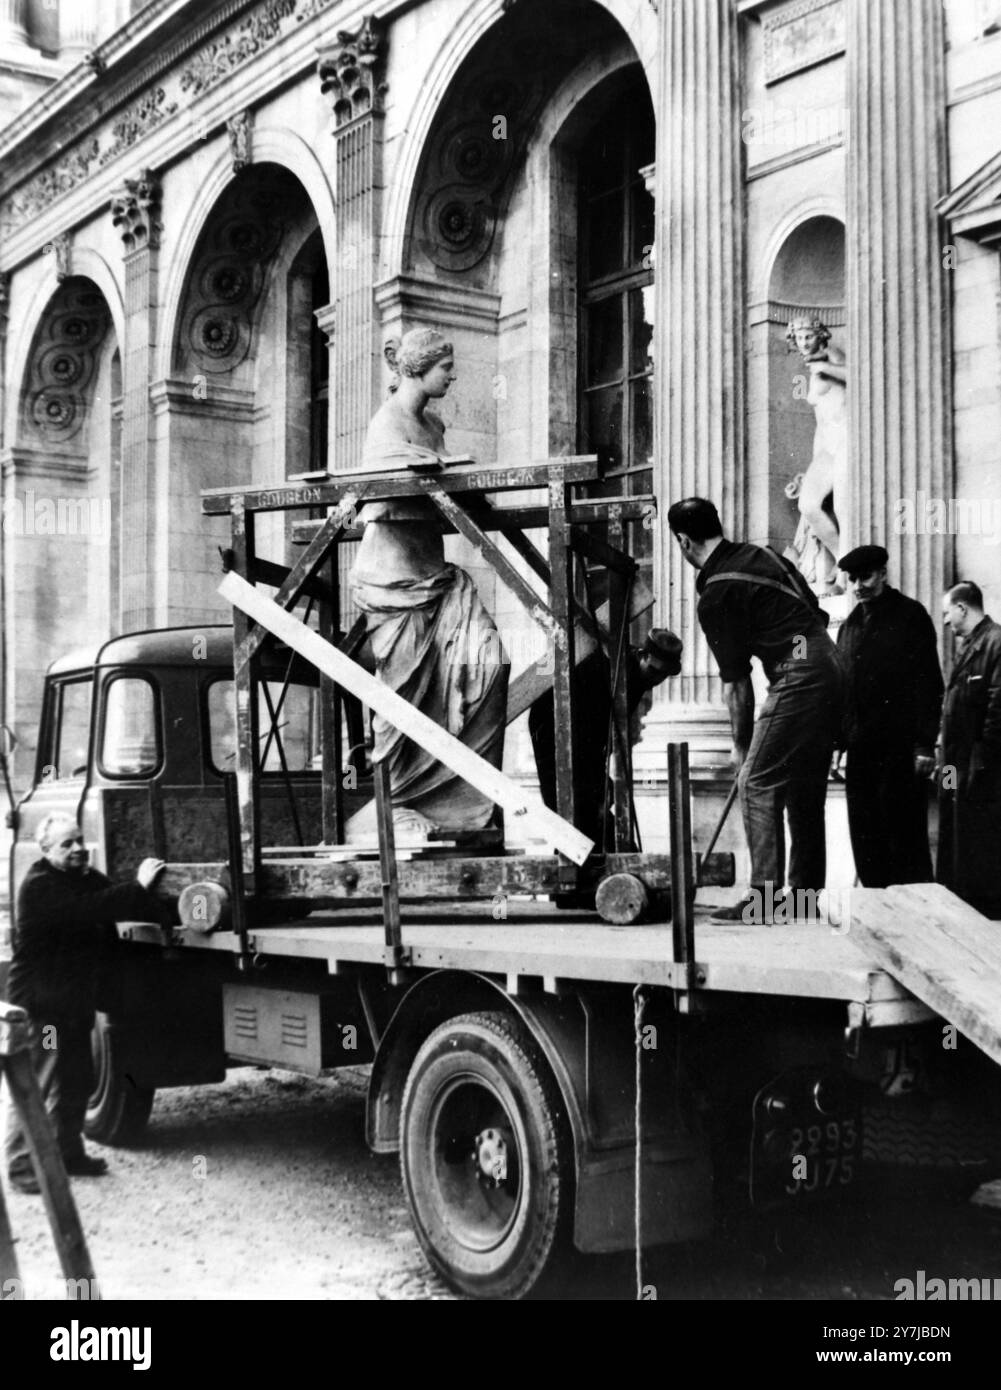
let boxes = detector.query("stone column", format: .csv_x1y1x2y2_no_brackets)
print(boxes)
845,0,950,619
111,170,160,633
317,15,387,473
637,0,744,777
0,0,29,50
59,3,97,59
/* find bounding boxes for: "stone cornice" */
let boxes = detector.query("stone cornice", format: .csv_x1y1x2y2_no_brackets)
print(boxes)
374,274,502,330
149,377,257,420
938,148,1001,246
0,0,424,272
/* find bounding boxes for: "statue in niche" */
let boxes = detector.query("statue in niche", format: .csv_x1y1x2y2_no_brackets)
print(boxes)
345,328,508,842
785,315,849,591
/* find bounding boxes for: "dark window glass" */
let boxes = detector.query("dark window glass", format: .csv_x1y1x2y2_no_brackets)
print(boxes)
578,87,655,603
46,679,93,781
100,677,160,777
207,680,321,775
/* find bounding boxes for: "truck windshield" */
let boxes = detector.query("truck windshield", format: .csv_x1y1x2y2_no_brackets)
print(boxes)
207,679,320,774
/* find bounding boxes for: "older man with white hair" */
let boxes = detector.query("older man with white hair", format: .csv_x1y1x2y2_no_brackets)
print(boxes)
4,814,166,1195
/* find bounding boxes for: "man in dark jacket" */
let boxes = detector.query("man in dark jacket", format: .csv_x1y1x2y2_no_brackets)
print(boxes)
936,581,1001,918
669,497,843,923
4,814,166,1194
835,545,943,886
528,628,683,847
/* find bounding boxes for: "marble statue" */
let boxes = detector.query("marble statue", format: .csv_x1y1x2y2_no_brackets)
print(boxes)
786,315,849,589
345,328,508,841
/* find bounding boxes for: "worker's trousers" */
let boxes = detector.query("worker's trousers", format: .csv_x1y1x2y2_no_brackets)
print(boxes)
738,631,843,893
5,1013,95,1177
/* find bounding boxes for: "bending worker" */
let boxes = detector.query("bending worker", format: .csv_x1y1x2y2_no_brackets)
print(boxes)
668,497,843,924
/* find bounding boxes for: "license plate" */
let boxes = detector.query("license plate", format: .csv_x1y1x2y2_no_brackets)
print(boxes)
750,1069,861,1207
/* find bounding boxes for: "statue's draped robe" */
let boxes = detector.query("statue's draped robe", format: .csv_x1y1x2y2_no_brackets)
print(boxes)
346,408,508,837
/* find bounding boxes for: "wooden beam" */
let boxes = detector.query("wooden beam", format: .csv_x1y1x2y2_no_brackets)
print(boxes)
548,466,576,864
1,1005,99,1289
219,571,594,865
203,457,604,514
847,883,1001,1067
230,499,259,891
290,496,656,545
154,851,735,906
235,488,365,670
421,481,567,651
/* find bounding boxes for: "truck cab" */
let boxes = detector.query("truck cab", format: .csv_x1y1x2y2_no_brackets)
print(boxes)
11,625,332,904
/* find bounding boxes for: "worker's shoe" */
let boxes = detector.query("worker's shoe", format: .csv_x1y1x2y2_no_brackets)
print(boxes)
8,1167,40,1195
710,891,771,926
62,1153,108,1178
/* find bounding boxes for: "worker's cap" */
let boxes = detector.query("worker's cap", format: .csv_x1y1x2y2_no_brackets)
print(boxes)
837,545,889,579
641,629,683,676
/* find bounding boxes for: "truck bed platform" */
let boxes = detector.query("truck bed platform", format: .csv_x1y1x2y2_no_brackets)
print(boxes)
121,901,934,1026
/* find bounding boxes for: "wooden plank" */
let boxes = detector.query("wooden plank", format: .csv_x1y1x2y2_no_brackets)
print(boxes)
1,1007,98,1289
846,883,1001,1066
291,496,657,544
219,571,594,864
548,466,576,864
318,553,342,845
230,500,259,892
421,482,566,650
236,489,364,669
155,850,732,905
203,457,603,514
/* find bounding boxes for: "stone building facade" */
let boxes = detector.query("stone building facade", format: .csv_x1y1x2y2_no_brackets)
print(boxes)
0,0,1000,878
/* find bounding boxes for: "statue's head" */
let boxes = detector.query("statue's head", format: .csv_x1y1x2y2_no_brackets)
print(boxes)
785,314,831,355
385,328,454,384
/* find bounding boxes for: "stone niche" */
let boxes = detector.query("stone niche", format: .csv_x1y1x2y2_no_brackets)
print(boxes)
759,214,845,568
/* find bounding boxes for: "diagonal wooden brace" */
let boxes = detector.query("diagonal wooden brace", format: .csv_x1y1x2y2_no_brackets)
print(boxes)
420,480,568,656
235,486,368,672
0,1003,99,1291
220,570,594,864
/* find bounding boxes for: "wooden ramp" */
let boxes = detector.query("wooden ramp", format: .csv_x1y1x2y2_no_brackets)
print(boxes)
849,884,1001,1066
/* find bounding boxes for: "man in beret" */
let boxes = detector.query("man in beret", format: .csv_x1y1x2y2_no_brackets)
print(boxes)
835,545,943,886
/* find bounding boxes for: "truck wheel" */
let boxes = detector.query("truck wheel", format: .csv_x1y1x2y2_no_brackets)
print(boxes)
400,1010,572,1300
84,1013,155,1146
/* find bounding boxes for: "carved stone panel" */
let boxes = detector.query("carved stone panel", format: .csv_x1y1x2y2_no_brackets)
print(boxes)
19,280,112,446
175,175,286,375
763,0,845,85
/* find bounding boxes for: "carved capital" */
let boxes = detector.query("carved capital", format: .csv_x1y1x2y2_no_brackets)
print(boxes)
111,169,162,252
317,14,387,126
227,110,253,173
43,232,72,282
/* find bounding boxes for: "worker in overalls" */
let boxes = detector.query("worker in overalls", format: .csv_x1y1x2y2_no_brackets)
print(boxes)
668,497,844,924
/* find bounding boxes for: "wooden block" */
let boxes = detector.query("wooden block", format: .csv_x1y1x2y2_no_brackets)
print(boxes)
219,571,594,865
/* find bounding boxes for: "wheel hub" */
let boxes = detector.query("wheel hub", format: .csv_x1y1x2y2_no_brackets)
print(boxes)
473,1126,510,1187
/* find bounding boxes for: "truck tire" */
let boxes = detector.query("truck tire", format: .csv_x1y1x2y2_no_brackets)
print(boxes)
400,1010,572,1300
84,1013,155,1146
